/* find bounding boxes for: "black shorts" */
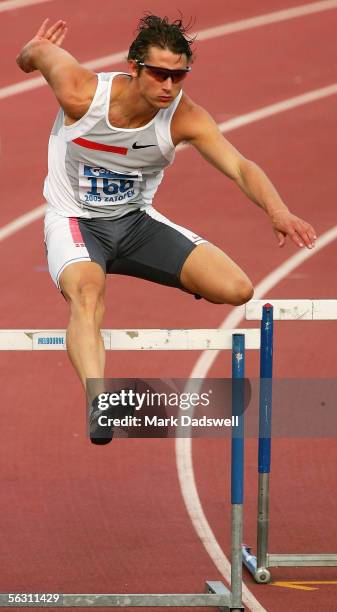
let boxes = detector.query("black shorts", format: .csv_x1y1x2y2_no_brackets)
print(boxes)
44,207,207,290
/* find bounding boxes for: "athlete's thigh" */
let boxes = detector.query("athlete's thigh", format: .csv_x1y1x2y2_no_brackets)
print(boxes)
44,209,106,291
110,207,207,288
180,242,253,303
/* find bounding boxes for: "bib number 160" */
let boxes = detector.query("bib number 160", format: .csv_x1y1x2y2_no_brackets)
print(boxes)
87,177,134,195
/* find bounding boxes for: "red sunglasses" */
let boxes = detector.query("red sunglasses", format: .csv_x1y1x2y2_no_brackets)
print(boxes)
136,61,191,83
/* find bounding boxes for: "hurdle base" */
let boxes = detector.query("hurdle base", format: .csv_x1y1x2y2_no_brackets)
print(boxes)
241,546,271,583
205,582,244,611
268,553,337,567
242,546,337,583
0,588,240,609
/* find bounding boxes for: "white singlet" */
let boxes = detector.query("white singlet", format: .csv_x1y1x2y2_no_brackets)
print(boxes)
43,71,182,219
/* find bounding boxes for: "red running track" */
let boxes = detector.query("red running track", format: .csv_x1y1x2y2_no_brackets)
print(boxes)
0,1,337,611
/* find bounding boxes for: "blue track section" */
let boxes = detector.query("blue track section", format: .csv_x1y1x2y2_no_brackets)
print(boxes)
258,304,274,474
231,334,245,504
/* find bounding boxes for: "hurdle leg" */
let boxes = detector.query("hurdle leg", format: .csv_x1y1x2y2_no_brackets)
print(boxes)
0,326,263,609
242,304,273,583
256,304,273,583
229,334,245,610
205,334,246,611
243,300,337,579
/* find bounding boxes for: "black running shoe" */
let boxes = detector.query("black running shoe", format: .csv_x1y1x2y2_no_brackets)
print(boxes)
89,398,114,445
89,391,135,445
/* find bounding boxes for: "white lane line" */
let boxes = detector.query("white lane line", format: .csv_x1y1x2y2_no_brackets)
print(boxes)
176,81,337,153
0,0,52,12
3,0,337,100
216,83,337,132
0,204,45,242
0,51,126,100
176,224,337,612
2,78,337,244
197,0,337,41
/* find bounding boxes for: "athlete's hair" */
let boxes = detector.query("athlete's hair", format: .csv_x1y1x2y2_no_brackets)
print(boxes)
127,14,195,65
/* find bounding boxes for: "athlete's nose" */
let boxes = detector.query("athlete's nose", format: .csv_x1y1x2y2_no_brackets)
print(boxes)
162,76,173,91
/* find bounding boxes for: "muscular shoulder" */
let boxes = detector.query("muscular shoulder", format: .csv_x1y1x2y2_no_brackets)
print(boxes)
61,69,98,122
171,93,217,146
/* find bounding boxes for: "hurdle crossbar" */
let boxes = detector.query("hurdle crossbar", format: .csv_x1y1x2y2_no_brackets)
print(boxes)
246,298,337,320
1,327,257,611
0,328,260,351
242,300,337,584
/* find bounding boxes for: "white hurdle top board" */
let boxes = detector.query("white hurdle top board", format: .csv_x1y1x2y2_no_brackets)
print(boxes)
246,299,337,320
0,328,260,351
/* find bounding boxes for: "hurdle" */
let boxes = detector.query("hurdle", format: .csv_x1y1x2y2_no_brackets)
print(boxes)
0,326,262,611
242,300,337,584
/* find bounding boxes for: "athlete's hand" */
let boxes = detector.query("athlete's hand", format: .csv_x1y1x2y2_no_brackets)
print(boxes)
271,210,317,249
16,19,68,73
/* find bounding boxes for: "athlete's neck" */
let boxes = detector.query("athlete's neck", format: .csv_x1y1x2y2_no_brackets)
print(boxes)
108,75,159,129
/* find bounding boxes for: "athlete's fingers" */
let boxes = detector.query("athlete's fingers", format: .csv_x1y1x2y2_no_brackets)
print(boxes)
305,223,317,245
52,23,67,42
294,221,317,249
46,20,66,40
50,29,64,44
49,22,67,44
274,229,286,247
289,229,307,248
46,19,64,37
301,230,315,249
56,27,68,47
36,18,49,38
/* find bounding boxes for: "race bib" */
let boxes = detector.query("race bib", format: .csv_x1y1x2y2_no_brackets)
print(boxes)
79,164,142,207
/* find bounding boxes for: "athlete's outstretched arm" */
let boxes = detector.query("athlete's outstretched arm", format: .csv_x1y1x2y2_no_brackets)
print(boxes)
16,19,97,120
180,102,317,249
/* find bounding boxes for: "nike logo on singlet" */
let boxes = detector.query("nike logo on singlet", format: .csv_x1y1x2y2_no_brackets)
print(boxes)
132,142,156,149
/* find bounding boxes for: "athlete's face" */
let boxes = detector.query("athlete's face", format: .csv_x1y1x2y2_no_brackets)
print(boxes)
130,46,190,108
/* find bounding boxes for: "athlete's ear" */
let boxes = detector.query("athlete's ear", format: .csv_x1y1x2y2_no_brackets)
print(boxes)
128,59,139,78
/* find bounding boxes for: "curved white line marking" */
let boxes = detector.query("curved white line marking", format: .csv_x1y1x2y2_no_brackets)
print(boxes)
2,1,337,99
176,225,337,612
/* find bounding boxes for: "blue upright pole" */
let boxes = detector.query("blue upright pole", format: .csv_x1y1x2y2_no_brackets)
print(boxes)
231,335,245,503
231,334,245,609
256,303,274,582
242,304,274,583
258,304,274,473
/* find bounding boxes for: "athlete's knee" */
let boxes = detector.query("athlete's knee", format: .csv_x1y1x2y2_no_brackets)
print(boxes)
212,278,254,306
229,279,254,306
66,281,105,321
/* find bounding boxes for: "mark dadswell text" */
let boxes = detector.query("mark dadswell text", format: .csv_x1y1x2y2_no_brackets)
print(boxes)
98,414,239,428
146,415,239,428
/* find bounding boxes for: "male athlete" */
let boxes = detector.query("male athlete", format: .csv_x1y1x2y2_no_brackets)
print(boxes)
17,16,316,440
